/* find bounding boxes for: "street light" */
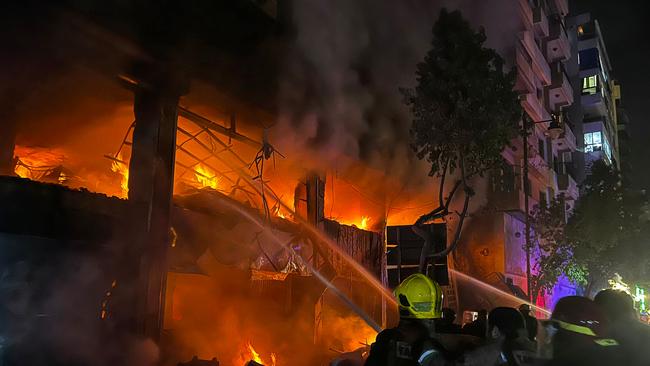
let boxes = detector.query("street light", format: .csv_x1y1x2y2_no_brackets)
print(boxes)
522,112,562,303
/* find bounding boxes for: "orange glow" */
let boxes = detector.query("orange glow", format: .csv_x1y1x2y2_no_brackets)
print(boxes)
110,153,129,198
13,146,67,182
194,164,220,190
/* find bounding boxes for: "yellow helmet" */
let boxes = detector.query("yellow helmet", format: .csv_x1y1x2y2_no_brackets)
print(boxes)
394,274,443,319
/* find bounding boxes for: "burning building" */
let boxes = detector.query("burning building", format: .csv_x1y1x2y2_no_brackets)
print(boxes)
0,0,585,363
0,1,452,365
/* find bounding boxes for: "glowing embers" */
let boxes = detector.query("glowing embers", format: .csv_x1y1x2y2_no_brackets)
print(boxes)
239,342,276,366
194,164,221,190
13,145,69,184
110,152,129,198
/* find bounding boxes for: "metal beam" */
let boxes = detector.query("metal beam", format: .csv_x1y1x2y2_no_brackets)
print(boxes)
177,106,262,149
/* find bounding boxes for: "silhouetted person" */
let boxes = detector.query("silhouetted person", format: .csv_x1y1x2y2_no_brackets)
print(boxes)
435,308,462,334
541,296,624,366
462,309,487,339
517,304,538,341
594,289,650,365
463,307,535,365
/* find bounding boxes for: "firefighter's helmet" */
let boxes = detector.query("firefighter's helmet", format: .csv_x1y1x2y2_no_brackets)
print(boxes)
551,296,608,337
394,274,443,319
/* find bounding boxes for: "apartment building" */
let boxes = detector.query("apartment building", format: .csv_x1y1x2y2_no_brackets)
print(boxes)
569,14,621,172
457,0,578,311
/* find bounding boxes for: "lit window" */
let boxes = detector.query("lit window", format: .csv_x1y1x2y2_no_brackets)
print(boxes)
603,138,612,161
578,25,584,36
584,131,606,154
582,75,598,95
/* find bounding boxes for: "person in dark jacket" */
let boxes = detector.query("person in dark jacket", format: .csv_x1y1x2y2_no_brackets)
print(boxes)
540,296,624,366
435,308,462,334
594,289,650,365
463,307,535,366
517,304,538,341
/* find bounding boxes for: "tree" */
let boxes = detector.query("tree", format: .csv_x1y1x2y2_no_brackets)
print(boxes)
528,195,586,303
566,160,650,296
401,9,521,271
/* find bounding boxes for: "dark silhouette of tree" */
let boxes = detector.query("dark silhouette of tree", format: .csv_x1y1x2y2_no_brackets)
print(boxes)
401,9,520,271
566,160,650,296
528,195,585,303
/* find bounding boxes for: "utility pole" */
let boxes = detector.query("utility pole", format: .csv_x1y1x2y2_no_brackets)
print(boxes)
522,113,532,303
521,112,561,303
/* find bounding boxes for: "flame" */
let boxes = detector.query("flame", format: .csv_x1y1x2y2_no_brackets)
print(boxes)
248,342,263,364
349,216,370,230
194,164,220,190
110,153,129,198
239,342,276,365
359,216,370,230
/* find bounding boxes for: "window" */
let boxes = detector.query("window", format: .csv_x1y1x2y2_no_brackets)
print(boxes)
579,48,600,70
584,131,604,153
538,138,546,161
582,75,598,95
492,162,515,193
603,138,612,161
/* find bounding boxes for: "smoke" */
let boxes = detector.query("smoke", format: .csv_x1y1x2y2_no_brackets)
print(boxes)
0,249,159,366
273,0,521,183
268,1,523,229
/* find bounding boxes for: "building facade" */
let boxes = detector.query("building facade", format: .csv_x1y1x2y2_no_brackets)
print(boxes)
569,14,622,172
456,0,579,311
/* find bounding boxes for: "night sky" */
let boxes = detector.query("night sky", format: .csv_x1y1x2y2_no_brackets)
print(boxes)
572,0,650,189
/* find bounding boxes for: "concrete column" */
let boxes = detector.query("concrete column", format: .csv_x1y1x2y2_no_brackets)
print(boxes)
0,90,19,176
128,81,180,341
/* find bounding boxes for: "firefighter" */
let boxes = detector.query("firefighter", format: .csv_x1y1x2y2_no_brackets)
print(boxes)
365,274,449,366
539,296,623,366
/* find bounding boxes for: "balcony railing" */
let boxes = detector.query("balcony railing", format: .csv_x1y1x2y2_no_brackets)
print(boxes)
516,46,535,94
520,31,552,85
557,171,579,200
547,18,571,62
551,0,569,17
518,0,534,30
548,61,574,110
533,6,550,38
553,121,577,152
521,92,551,123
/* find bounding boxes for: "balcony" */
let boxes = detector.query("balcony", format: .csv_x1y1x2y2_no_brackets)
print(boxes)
547,62,574,110
547,19,571,62
581,93,608,118
515,46,535,94
533,6,550,38
518,0,534,30
557,172,579,200
519,31,552,85
552,120,577,153
521,92,551,123
551,0,569,17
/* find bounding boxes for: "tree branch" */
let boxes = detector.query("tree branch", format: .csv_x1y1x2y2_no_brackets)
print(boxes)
439,156,451,208
429,152,472,259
